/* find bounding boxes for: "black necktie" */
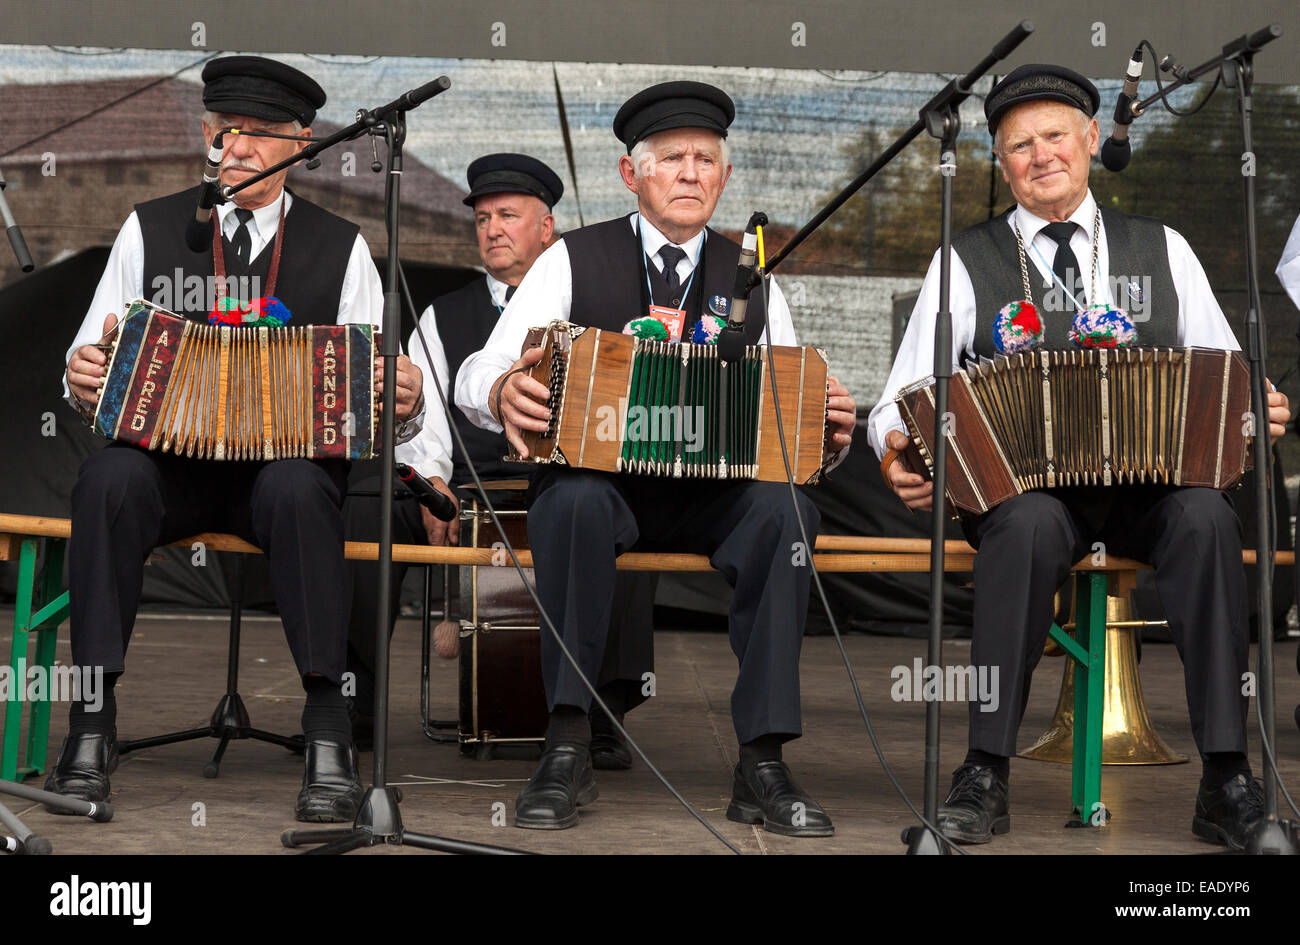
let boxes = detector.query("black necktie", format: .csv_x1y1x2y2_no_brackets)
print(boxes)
230,208,254,265
657,244,688,306
504,284,516,303
1041,221,1082,312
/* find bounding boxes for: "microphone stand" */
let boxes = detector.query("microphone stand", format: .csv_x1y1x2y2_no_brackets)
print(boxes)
749,20,1036,855
210,79,527,855
0,178,107,854
1117,23,1296,854
1219,25,1299,855
1102,24,1296,853
0,169,34,274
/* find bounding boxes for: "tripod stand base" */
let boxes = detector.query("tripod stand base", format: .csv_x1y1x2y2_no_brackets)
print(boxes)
3,833,52,855
1244,816,1300,855
901,825,953,854
119,692,304,778
1,778,112,855
280,785,533,854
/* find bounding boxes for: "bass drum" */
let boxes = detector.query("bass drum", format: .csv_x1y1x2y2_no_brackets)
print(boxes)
454,479,657,758
456,480,546,756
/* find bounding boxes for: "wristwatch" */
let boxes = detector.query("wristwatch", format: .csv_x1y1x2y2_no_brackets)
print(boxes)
395,390,425,444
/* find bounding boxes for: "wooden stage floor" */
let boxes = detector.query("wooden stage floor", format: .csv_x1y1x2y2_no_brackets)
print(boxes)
4,612,1299,855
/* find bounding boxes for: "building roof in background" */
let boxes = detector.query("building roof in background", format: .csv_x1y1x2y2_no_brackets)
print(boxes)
0,75,471,223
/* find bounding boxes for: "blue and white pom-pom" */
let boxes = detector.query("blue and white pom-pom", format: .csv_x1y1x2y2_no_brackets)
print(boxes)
1070,305,1137,348
992,300,1043,354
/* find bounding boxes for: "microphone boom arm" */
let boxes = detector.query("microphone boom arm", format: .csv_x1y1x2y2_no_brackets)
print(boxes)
217,77,451,202
753,19,1034,289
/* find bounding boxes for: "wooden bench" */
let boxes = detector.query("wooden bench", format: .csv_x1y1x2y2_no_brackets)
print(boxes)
2,512,1288,828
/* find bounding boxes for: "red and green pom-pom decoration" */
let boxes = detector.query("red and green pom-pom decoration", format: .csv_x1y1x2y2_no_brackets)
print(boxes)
207,296,292,327
1070,305,1137,348
622,316,670,341
993,300,1043,354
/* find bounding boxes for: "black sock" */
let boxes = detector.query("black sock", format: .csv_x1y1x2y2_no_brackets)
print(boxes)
739,734,784,775
964,748,1010,780
591,682,626,737
67,672,119,737
590,707,624,738
301,676,352,743
345,646,376,717
1201,752,1252,792
546,704,591,749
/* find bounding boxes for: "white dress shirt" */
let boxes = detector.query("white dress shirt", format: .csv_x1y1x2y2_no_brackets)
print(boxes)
867,190,1239,459
398,273,515,484
455,212,799,434
1277,211,1300,311
62,188,424,440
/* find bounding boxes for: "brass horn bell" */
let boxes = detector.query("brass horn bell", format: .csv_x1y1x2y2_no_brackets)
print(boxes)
1020,593,1188,765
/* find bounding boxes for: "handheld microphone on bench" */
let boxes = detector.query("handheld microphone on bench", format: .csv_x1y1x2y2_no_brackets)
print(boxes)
395,463,457,522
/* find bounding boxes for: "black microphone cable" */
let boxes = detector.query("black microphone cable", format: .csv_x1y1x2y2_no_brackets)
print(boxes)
384,174,744,853
749,223,966,854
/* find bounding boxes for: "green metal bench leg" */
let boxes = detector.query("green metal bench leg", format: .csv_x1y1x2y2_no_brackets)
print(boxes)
1072,571,1108,825
26,538,68,777
2,536,70,782
3,537,38,781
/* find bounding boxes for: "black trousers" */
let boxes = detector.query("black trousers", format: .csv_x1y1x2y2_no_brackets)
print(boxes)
343,477,427,685
343,475,656,713
526,469,820,745
962,486,1249,758
69,442,351,683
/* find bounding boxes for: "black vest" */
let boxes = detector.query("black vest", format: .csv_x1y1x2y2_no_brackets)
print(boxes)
563,214,768,341
432,278,529,485
952,206,1178,361
135,186,358,326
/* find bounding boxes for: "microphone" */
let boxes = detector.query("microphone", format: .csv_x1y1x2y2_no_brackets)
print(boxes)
395,463,457,522
185,131,227,252
717,211,768,363
1100,45,1145,172
0,172,34,272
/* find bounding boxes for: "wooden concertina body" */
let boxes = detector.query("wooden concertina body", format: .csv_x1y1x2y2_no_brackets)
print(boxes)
508,322,830,484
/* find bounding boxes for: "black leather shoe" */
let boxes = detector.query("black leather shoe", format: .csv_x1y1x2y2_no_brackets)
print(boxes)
514,743,598,829
43,732,118,812
936,763,1010,844
295,739,363,823
726,761,834,837
1192,773,1266,851
590,725,633,771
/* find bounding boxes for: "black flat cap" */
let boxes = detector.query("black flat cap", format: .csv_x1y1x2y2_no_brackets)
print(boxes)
202,55,326,126
613,81,735,152
463,153,564,209
985,64,1099,136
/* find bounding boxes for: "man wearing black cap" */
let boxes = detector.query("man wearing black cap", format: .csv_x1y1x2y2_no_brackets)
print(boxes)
868,64,1290,849
343,154,654,768
457,82,856,834
56,55,424,823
